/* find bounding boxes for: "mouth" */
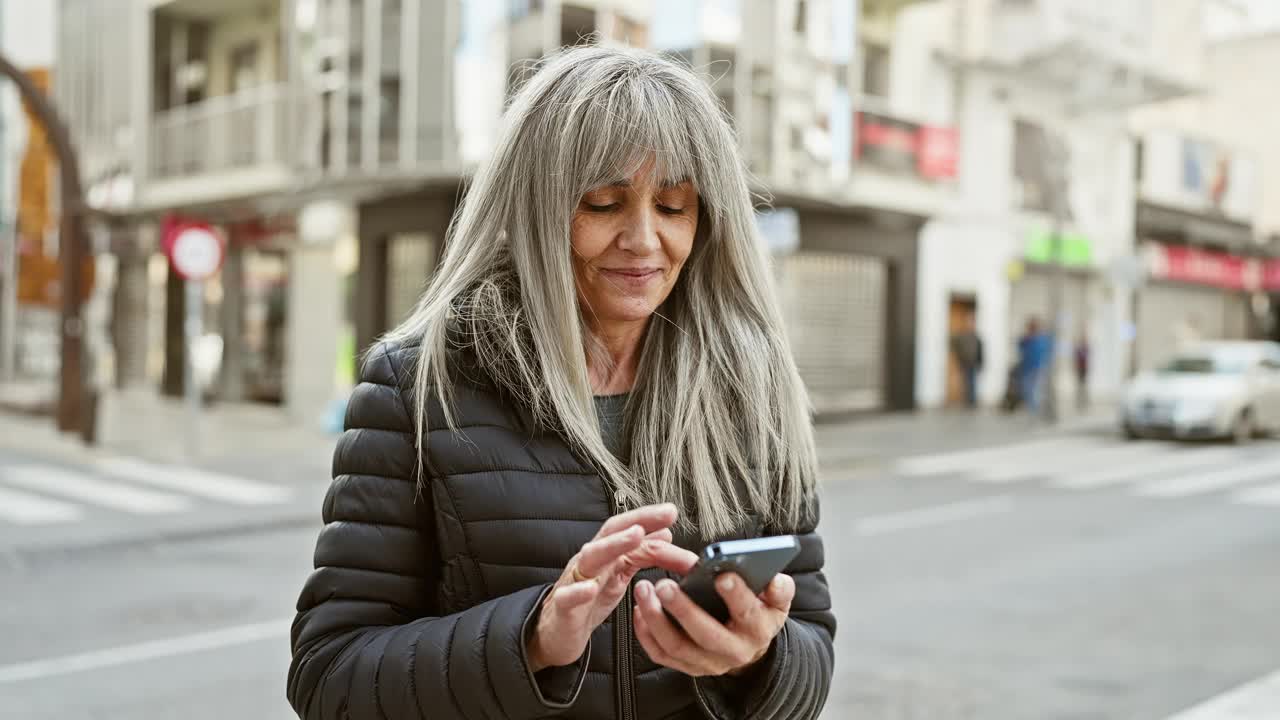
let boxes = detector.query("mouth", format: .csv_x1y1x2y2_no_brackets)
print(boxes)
599,268,663,285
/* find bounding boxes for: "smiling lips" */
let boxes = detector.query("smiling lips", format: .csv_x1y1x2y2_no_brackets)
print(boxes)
599,267,663,288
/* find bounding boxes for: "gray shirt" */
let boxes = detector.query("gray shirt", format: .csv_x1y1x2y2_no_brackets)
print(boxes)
593,393,630,461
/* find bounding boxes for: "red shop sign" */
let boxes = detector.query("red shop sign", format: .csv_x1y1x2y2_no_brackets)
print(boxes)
917,125,959,180
1148,243,1280,292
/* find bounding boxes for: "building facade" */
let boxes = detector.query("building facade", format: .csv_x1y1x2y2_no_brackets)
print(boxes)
57,0,965,418
1130,31,1280,353
904,0,1207,409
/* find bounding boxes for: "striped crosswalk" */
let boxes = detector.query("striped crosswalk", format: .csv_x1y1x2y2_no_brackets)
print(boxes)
894,436,1280,508
0,459,293,526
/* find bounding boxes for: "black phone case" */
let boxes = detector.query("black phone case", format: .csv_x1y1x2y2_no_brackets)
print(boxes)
677,538,800,623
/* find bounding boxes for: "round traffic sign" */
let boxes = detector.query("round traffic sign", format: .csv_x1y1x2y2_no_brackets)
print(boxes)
169,225,224,280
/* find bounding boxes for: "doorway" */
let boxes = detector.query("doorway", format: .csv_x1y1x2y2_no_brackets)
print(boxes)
946,294,978,407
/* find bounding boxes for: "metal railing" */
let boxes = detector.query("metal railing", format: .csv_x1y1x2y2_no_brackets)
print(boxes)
151,84,295,180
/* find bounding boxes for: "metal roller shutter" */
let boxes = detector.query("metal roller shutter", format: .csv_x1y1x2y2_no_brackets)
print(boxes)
1135,284,1249,370
778,251,887,412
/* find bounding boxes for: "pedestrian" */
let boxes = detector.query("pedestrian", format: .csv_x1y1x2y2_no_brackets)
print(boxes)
950,317,984,409
1017,317,1051,413
287,47,833,720
1074,334,1090,410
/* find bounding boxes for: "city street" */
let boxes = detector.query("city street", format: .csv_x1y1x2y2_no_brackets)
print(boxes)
1,417,1279,719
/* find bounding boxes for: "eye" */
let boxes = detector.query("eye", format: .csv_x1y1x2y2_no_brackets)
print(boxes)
583,202,619,212
657,204,686,215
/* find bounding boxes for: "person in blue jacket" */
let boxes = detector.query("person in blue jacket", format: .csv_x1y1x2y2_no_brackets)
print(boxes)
1017,317,1053,413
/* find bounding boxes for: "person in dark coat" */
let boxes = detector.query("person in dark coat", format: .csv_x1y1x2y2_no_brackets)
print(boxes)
950,318,984,409
286,46,834,720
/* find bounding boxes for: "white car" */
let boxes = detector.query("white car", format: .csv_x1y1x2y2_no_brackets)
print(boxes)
1121,341,1280,442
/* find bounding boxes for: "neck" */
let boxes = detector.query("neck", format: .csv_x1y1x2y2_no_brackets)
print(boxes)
586,318,649,395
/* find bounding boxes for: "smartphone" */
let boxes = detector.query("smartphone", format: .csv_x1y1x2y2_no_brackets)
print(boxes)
676,535,800,623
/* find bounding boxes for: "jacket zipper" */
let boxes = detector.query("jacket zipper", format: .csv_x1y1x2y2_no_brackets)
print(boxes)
610,492,637,720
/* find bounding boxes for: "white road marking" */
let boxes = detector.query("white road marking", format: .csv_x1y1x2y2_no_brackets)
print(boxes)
1034,442,1174,485
894,437,1091,477
967,438,1172,481
1231,481,1280,507
96,457,292,505
0,485,84,525
1133,456,1280,498
1163,668,1280,720
855,495,1014,536
0,465,191,514
1053,447,1240,489
0,618,291,685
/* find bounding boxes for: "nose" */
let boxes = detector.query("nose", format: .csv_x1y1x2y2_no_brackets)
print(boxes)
615,203,661,255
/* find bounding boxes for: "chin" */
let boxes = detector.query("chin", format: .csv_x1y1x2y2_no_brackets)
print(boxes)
597,298,660,325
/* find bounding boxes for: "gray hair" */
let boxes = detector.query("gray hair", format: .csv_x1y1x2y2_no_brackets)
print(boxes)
384,45,818,538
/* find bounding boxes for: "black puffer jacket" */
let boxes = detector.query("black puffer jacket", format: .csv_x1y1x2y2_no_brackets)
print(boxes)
287,341,835,719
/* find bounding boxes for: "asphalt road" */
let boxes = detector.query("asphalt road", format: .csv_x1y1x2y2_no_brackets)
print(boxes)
1,430,1279,719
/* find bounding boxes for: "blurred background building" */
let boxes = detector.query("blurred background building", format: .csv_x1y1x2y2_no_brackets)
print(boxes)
23,0,1280,424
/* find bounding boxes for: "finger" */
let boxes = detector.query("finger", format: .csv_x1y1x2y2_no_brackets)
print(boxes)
634,581,719,675
613,539,698,580
549,580,600,611
716,573,767,632
575,525,645,578
654,579,755,670
634,608,706,677
761,574,796,615
645,528,673,544
598,503,678,539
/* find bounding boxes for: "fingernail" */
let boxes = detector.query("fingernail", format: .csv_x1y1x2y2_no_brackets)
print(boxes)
635,582,649,600
657,582,675,602
718,574,736,592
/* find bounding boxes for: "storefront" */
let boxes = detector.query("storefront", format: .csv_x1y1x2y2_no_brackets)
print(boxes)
1135,242,1278,369
778,204,924,415
1133,129,1267,369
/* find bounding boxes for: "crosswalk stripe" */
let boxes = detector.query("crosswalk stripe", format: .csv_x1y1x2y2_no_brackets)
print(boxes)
894,437,1093,477
1232,482,1280,506
0,485,84,525
1132,457,1280,498
0,465,192,514
95,458,292,506
971,441,1158,483
1053,447,1241,489
1033,442,1175,484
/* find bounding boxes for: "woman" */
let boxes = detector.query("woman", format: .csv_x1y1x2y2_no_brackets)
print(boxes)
287,45,834,720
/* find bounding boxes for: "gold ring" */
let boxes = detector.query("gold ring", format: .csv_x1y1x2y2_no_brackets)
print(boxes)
571,564,593,583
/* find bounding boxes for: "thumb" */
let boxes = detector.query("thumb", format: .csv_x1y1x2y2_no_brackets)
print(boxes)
762,574,795,614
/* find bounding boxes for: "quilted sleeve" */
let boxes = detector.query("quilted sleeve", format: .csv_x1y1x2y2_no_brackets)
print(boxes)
693,494,836,720
286,343,589,720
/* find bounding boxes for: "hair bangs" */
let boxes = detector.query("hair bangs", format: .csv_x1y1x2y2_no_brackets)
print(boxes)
568,72,702,198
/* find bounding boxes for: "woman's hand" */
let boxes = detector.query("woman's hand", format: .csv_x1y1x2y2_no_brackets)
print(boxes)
632,572,795,677
527,503,698,672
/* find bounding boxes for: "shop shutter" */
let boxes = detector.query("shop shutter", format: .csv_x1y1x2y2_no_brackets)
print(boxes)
385,233,436,328
1135,284,1248,370
779,251,887,412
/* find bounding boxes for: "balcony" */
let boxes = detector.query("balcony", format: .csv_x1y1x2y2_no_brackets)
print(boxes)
144,84,302,209
152,84,295,180
986,0,1199,109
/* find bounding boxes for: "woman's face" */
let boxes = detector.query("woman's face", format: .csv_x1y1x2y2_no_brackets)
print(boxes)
570,162,699,334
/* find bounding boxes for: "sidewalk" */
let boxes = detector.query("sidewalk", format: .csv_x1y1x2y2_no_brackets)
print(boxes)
0,385,338,486
0,382,1114,478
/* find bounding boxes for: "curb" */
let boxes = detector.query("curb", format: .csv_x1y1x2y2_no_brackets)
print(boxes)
0,510,319,570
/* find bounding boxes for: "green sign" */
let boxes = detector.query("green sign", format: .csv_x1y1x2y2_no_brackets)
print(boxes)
1025,228,1093,267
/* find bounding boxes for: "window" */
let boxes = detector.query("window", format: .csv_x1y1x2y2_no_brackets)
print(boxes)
861,43,890,98
560,4,597,47
230,42,260,93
